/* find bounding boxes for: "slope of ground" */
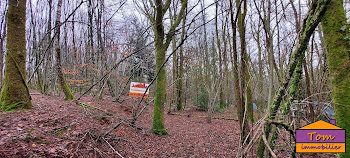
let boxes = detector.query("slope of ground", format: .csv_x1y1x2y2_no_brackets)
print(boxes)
0,91,243,157
0,91,336,157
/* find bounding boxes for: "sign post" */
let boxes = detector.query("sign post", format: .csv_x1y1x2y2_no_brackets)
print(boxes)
129,82,149,98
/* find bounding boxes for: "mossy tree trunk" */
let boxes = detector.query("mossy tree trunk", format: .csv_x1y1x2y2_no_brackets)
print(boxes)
145,0,187,135
0,0,33,110
54,0,75,100
256,0,331,156
236,0,252,142
321,1,350,157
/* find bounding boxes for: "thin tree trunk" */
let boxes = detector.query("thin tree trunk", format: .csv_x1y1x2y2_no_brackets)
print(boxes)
43,0,52,95
54,0,75,100
229,0,242,132
169,7,177,112
215,1,224,110
177,6,186,111
0,11,6,90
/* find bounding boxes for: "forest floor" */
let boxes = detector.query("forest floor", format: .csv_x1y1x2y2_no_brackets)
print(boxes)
0,91,337,157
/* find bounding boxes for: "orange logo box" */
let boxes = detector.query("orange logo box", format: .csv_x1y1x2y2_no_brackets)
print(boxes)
129,92,149,98
296,120,346,153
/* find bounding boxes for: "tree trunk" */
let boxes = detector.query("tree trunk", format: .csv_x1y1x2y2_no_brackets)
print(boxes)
321,1,350,157
229,0,242,133
236,0,252,142
257,0,330,156
222,17,229,107
0,13,6,90
153,45,168,135
150,0,187,135
43,0,52,95
54,0,75,100
177,6,186,111
169,8,177,112
0,0,33,110
266,0,275,108
215,1,224,110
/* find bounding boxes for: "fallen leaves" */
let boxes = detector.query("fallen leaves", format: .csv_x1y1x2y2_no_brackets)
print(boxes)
0,91,333,157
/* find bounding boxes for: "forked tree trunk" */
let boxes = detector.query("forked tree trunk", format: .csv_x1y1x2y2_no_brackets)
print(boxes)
236,0,252,143
151,0,187,135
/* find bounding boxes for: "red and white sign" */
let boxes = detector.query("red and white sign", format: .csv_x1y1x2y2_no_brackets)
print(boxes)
129,82,149,98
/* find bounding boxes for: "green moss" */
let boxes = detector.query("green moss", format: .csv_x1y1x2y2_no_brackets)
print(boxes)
25,128,35,143
257,1,331,156
269,127,278,155
152,128,169,135
2,101,25,112
322,1,350,157
219,88,224,110
0,0,33,110
152,46,168,135
62,78,75,100
246,82,254,123
32,136,50,145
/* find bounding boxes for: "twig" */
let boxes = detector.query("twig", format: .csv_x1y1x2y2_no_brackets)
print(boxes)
103,120,125,137
71,132,87,158
238,114,268,158
103,137,124,158
88,144,110,158
266,121,295,139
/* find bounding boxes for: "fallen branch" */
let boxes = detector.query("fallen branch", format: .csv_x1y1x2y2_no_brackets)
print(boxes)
238,114,267,158
103,120,125,137
88,144,109,158
170,113,238,121
266,121,295,140
74,100,112,115
262,121,277,158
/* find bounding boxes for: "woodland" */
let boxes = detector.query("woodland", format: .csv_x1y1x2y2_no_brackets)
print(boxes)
0,0,349,157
